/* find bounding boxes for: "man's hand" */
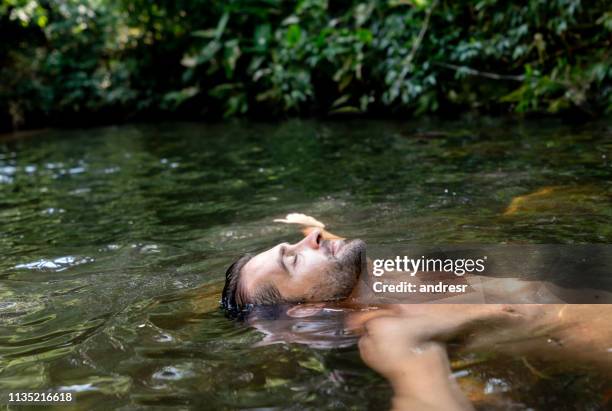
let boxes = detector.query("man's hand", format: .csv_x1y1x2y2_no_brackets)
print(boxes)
274,213,326,228
347,304,535,411
357,314,474,411
347,304,528,342
274,213,344,240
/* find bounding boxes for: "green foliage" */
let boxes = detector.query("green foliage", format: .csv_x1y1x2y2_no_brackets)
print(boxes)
1,0,610,129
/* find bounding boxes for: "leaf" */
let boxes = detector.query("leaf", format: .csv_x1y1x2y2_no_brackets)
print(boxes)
332,94,350,108
254,24,271,52
329,105,361,114
208,83,241,98
197,41,222,65
163,87,199,108
264,377,290,388
298,357,326,373
192,29,217,38
223,39,241,78
285,24,302,47
356,28,373,44
214,12,230,40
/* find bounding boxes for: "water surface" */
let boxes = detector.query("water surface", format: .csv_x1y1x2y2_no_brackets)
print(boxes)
1,119,611,410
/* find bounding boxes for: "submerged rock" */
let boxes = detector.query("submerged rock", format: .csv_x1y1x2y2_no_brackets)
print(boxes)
503,186,610,216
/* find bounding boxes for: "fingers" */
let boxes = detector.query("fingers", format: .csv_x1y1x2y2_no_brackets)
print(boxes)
345,304,420,332
345,306,400,331
273,213,346,240
273,213,326,228
349,304,512,344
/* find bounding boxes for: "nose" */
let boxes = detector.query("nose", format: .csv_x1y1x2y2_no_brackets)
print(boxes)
295,229,322,250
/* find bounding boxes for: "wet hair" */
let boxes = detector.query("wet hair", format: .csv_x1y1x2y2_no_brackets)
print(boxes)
221,254,253,312
221,253,285,314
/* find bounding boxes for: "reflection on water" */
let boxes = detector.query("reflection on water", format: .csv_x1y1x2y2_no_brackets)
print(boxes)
0,119,611,409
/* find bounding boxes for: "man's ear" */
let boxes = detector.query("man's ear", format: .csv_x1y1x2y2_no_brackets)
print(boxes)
301,227,344,240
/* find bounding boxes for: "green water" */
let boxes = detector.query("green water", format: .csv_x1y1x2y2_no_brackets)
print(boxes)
0,119,611,410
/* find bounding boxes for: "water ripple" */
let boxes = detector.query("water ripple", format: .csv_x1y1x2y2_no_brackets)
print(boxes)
14,256,94,272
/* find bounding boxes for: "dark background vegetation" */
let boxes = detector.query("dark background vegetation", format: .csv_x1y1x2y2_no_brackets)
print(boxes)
1,0,610,131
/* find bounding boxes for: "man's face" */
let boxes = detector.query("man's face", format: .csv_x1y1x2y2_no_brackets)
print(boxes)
240,230,365,304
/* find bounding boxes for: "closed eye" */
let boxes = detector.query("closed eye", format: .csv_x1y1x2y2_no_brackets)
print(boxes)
292,254,298,267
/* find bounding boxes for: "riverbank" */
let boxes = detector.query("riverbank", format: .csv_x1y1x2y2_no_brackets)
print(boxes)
2,1,610,133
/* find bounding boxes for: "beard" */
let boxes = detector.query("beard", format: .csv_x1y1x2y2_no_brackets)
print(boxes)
315,239,367,301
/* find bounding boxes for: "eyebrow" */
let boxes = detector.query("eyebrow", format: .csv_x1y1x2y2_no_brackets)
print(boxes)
277,246,289,274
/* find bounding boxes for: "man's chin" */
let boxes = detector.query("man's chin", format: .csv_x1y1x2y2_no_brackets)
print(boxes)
339,239,367,277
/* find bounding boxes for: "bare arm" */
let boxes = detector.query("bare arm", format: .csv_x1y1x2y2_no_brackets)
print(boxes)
350,304,535,411
359,316,473,411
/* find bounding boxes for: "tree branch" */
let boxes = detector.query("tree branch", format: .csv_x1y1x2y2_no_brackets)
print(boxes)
404,0,439,68
434,62,526,81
